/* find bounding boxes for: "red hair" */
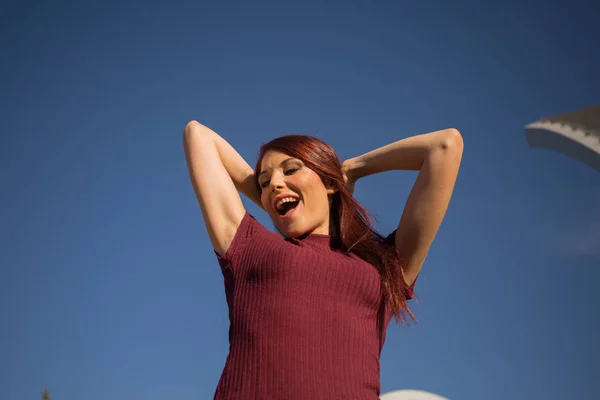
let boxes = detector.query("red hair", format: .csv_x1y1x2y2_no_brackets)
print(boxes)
255,135,415,324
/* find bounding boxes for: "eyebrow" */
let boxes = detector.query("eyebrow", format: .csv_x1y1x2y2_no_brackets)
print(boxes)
258,157,297,177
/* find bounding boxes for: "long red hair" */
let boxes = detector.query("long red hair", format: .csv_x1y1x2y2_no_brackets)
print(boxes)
255,134,415,324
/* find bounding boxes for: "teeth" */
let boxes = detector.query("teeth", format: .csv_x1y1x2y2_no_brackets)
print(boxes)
276,197,299,210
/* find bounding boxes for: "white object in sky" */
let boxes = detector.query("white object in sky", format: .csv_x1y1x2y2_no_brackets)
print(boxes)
380,389,448,400
524,104,600,172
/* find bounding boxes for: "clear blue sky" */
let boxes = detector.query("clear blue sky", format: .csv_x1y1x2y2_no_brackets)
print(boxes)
2,1,599,399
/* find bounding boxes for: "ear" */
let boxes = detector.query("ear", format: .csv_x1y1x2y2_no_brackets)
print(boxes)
324,178,339,195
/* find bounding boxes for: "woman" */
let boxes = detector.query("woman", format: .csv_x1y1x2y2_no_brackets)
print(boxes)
183,120,463,399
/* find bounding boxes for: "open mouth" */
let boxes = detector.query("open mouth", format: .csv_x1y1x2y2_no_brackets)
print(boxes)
276,197,299,217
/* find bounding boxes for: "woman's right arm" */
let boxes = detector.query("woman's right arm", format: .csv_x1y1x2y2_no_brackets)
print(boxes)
182,120,262,256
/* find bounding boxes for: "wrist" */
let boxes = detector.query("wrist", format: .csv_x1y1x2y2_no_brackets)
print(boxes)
342,157,366,182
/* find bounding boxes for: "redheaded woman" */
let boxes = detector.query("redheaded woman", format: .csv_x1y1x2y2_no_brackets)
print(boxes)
183,120,463,399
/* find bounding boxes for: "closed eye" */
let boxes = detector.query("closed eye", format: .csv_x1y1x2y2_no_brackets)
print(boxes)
259,166,300,190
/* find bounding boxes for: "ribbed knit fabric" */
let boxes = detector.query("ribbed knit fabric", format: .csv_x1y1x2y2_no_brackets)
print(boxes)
213,212,415,400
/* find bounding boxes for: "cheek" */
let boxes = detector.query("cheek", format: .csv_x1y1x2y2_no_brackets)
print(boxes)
260,190,270,210
298,176,329,208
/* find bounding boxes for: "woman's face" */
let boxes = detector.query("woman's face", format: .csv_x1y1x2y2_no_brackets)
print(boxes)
258,150,335,238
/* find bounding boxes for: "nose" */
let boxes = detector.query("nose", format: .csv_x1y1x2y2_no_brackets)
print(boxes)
269,171,286,191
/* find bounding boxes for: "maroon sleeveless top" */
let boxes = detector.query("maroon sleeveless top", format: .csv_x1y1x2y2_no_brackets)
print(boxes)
214,212,415,399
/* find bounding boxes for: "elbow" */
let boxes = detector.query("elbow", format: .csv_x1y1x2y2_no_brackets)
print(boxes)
183,119,202,138
438,128,464,155
184,119,202,131
183,120,210,145
426,128,463,167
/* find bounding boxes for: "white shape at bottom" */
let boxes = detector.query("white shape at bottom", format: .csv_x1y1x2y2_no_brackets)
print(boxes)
380,389,448,400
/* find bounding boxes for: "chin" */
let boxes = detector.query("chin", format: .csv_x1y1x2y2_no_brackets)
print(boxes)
274,222,306,238
279,227,304,238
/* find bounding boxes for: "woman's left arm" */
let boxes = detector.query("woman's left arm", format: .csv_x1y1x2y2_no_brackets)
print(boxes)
342,128,463,286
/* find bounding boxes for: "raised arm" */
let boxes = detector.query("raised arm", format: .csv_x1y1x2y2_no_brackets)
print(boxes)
342,128,463,286
183,120,261,256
